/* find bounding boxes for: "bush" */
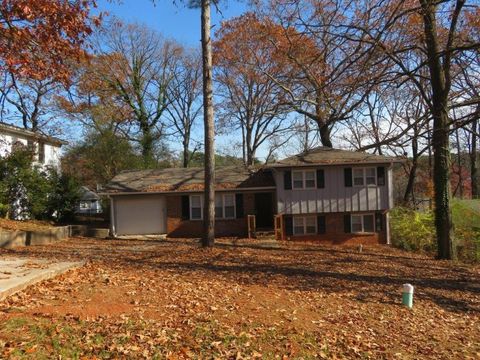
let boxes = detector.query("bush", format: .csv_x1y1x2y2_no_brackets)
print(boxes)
391,201,480,261
451,199,480,262
390,207,436,252
0,148,81,222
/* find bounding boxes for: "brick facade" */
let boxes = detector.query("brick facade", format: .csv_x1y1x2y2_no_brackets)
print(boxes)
166,192,257,238
284,212,387,245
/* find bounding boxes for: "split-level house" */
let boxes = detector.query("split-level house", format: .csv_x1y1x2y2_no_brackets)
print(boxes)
0,122,66,168
103,147,401,244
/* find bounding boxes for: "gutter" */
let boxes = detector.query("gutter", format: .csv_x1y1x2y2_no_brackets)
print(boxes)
99,186,277,197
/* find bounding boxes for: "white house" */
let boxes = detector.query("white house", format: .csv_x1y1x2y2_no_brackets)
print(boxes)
0,122,67,168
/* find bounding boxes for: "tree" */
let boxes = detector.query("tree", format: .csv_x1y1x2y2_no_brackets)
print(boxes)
56,54,132,137
0,0,99,83
342,0,479,259
93,22,182,168
0,71,61,132
254,2,388,147
165,48,203,168
214,14,293,166
62,130,143,189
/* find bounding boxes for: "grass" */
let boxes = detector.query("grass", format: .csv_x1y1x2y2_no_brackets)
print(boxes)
0,238,479,359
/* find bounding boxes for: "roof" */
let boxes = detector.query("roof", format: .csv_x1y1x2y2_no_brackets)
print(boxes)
0,122,68,146
268,147,403,168
79,186,101,201
102,166,275,194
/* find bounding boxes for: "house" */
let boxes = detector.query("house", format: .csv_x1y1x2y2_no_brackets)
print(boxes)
76,186,103,215
0,122,67,168
102,147,402,244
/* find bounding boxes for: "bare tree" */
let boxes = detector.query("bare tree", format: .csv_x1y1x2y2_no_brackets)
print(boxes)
93,21,182,168
214,14,294,166
165,49,203,168
254,2,389,147
0,71,61,133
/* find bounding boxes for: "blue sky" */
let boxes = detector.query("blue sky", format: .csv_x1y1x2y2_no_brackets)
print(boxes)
93,0,261,159
96,0,249,46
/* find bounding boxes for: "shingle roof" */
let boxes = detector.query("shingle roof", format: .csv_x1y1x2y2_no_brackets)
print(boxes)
268,147,403,167
0,122,68,146
102,166,275,194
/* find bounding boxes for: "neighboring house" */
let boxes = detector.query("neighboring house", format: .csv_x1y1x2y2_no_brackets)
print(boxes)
0,122,67,168
102,147,402,244
76,186,103,215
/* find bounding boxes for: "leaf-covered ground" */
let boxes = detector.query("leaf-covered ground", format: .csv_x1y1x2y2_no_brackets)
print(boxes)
0,238,479,359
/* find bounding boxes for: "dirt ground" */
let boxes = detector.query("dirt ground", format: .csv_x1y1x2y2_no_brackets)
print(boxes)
0,238,479,359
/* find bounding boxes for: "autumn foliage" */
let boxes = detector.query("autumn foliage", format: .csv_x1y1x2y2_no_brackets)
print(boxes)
0,0,100,82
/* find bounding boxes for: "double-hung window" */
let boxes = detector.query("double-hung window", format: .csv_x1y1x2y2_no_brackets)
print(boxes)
293,216,317,235
214,193,236,219
351,214,375,233
190,195,203,220
353,168,376,186
191,194,236,220
292,170,316,189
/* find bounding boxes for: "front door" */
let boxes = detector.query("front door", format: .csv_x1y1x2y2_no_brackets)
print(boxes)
254,192,274,229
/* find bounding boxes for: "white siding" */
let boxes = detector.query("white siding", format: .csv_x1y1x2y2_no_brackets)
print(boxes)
275,165,393,214
0,131,62,169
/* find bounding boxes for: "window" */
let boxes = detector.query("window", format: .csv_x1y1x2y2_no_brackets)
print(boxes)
293,216,317,235
352,168,377,186
292,170,316,189
305,171,316,188
292,171,304,189
190,195,203,220
38,142,45,163
215,195,223,219
190,194,236,220
224,194,235,218
353,168,364,186
351,214,375,233
79,201,90,210
365,168,376,185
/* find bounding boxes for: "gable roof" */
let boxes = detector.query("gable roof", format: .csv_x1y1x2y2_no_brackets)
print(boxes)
0,122,68,146
102,166,275,194
268,147,403,168
79,186,101,201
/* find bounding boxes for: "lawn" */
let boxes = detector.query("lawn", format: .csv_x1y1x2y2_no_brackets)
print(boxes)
0,238,479,359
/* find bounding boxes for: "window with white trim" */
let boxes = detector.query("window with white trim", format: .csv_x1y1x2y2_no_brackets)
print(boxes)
79,201,90,210
190,194,236,220
190,195,203,220
293,216,317,235
353,167,376,186
351,214,375,233
292,170,316,189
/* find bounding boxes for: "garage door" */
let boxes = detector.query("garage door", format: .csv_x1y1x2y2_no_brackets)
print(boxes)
114,195,166,235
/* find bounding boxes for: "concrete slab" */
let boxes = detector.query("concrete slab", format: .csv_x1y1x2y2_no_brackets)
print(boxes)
0,258,84,301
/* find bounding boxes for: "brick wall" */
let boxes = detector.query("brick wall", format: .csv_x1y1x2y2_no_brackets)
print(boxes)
166,193,256,238
285,212,387,245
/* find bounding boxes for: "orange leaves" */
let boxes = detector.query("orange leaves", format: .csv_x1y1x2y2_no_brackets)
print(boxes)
0,0,100,83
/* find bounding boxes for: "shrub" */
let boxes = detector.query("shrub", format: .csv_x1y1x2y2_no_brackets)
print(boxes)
0,148,81,222
451,199,480,262
390,207,436,252
391,201,480,261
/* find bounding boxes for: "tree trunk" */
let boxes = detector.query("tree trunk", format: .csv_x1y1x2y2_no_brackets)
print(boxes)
420,0,455,260
471,118,478,198
201,0,215,247
140,121,154,168
453,128,463,198
182,137,190,168
404,131,418,205
319,123,333,148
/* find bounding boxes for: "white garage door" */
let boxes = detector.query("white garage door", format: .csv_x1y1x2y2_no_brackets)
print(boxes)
114,195,166,235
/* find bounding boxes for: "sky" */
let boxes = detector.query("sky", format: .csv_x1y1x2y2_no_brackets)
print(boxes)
96,0,249,47
92,0,265,159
